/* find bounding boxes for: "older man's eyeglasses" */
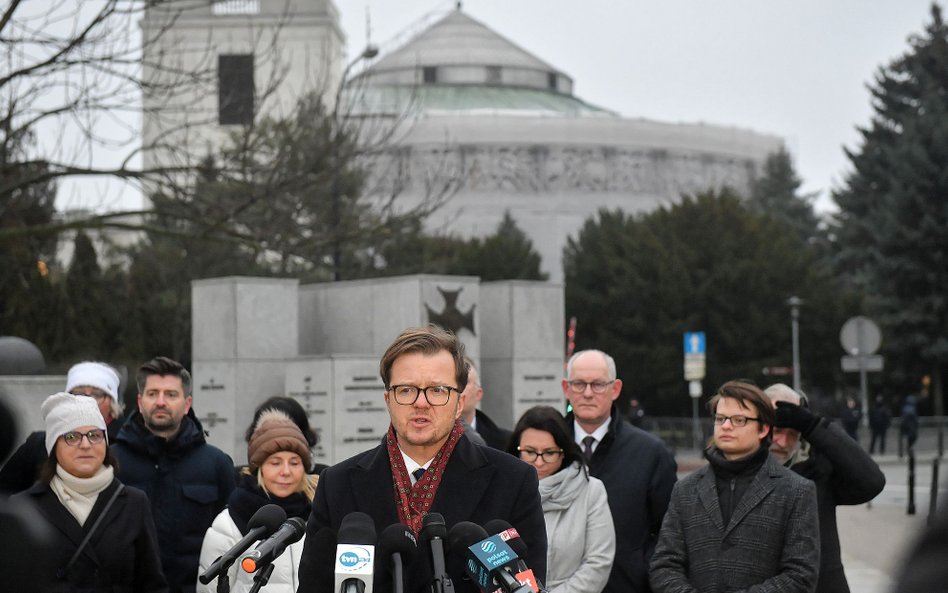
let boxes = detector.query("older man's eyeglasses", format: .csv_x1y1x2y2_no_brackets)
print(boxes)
517,448,564,463
61,430,106,447
713,414,759,428
389,385,458,406
567,380,614,394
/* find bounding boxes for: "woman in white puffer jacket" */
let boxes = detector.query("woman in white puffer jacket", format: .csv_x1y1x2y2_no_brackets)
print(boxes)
197,410,319,593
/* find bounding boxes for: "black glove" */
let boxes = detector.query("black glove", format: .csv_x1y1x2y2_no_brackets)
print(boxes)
774,400,820,436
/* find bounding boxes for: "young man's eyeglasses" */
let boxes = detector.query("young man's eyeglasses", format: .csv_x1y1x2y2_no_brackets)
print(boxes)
61,430,106,447
388,385,458,406
566,380,615,394
713,414,759,428
517,447,564,463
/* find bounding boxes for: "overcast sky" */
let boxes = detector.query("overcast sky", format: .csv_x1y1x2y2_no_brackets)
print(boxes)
338,0,939,214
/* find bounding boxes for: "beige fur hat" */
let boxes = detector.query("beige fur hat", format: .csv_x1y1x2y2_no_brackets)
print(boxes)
42,392,107,453
247,409,311,470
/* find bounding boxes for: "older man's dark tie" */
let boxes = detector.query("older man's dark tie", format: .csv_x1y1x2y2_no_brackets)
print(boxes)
582,436,596,463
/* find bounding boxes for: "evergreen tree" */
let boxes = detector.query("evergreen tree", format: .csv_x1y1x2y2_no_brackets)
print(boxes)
748,147,823,246
63,231,116,359
0,122,62,359
564,189,851,415
372,211,547,281
832,4,948,411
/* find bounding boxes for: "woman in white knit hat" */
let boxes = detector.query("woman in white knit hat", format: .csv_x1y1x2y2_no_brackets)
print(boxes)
197,409,319,593
0,361,124,494
11,392,167,592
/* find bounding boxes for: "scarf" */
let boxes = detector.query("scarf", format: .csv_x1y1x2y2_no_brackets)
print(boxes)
387,420,464,535
227,473,313,534
538,461,587,511
50,464,115,526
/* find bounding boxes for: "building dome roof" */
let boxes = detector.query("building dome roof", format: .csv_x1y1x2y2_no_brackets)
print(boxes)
349,9,614,117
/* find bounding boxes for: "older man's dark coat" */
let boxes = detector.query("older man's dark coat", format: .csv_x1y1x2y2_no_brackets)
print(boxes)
296,434,547,593
567,406,677,593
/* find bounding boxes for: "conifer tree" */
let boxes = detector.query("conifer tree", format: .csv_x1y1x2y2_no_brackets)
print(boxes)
832,4,948,410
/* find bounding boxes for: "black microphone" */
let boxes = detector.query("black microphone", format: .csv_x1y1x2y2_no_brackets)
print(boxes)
449,522,531,593
421,512,455,593
199,504,287,584
240,516,306,573
334,512,377,593
378,523,418,593
483,520,544,593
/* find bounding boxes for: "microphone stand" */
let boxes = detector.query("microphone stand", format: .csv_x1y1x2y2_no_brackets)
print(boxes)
212,556,231,593
247,563,275,593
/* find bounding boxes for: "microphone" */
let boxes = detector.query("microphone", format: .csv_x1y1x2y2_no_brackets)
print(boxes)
421,512,455,593
378,523,418,593
334,512,376,593
240,517,306,573
483,520,543,593
449,522,531,593
199,504,287,584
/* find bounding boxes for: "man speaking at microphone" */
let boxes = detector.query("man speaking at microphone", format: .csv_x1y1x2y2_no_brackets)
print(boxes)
298,325,547,593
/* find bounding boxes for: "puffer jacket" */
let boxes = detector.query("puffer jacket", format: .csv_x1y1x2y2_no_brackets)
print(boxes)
539,461,615,593
112,409,235,593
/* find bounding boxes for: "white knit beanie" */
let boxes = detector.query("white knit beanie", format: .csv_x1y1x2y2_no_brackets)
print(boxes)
65,362,120,402
42,392,107,453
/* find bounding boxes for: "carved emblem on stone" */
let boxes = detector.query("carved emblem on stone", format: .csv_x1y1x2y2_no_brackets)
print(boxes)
426,287,476,336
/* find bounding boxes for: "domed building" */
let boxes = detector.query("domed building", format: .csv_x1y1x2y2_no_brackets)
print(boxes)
347,8,783,282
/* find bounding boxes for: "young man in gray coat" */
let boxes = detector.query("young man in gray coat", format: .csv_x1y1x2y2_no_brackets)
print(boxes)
650,380,820,593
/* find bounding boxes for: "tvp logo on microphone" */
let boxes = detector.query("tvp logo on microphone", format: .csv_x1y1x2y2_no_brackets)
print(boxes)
335,544,374,573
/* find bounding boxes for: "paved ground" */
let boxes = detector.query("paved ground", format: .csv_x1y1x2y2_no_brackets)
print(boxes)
674,451,942,593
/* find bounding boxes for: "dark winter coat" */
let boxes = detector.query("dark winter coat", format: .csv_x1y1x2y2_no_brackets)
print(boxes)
0,418,125,495
296,433,547,593
791,418,886,593
566,406,678,593
112,410,235,593
474,408,513,450
13,477,168,593
650,450,819,593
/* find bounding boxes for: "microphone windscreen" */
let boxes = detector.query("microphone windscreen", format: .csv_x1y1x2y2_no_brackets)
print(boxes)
247,504,288,535
447,521,488,553
378,523,418,566
338,511,377,544
483,519,529,557
421,512,447,541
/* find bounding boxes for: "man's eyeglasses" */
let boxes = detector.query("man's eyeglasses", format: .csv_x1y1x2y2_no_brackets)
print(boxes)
713,414,759,428
567,380,615,394
61,430,106,447
70,389,110,401
388,385,458,406
517,448,564,463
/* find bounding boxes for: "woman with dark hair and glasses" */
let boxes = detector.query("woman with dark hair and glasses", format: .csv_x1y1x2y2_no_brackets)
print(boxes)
12,393,167,593
507,406,615,593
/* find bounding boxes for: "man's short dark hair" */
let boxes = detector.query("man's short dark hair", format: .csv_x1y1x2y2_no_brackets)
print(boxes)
708,380,775,428
379,325,468,392
137,356,192,396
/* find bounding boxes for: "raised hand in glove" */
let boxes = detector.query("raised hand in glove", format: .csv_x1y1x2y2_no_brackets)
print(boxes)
774,400,820,436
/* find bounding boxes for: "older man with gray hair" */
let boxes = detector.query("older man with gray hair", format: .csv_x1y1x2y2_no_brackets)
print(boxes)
765,383,886,593
563,349,676,593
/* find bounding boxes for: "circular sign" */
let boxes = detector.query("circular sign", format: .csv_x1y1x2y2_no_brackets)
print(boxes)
839,316,882,355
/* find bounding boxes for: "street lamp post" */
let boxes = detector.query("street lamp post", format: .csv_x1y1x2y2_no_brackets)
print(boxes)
787,296,803,392
330,44,378,281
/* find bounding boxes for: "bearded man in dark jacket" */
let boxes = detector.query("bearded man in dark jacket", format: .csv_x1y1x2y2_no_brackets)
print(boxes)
765,383,886,593
112,357,235,593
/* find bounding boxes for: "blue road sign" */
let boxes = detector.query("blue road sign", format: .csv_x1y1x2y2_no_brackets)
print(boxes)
684,332,706,355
